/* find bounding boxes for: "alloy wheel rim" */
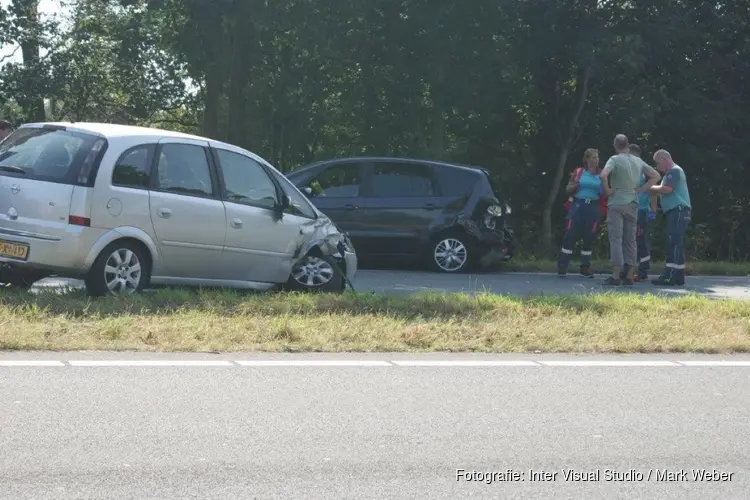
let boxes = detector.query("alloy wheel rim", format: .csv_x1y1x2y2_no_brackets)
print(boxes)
434,238,467,271
292,256,335,287
104,249,142,295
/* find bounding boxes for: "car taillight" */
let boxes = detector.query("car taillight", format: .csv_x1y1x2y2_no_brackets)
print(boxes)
68,215,91,227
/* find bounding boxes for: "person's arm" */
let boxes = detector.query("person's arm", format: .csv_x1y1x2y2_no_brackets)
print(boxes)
565,172,579,195
636,163,660,194
599,158,614,196
649,193,659,212
650,167,679,195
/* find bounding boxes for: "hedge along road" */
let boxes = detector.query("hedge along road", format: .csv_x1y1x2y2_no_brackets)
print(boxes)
32,270,750,300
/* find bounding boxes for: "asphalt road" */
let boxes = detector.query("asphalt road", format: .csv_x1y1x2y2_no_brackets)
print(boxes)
31,270,750,299
1,352,749,499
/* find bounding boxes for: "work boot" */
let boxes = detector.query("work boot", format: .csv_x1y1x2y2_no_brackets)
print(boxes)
557,266,567,278
651,275,685,286
603,276,621,286
580,265,595,278
620,264,632,280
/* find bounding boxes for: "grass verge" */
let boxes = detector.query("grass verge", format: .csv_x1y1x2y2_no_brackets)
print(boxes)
505,258,750,276
1,288,749,353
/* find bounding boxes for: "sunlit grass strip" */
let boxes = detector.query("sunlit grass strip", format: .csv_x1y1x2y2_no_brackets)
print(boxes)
0,288,748,353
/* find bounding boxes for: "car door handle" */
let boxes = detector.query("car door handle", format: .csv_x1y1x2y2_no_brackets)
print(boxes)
344,204,358,210
231,218,243,228
157,208,172,218
423,203,437,210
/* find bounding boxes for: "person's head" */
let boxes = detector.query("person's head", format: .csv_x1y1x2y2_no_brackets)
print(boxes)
628,144,642,158
0,120,11,140
653,149,674,172
613,134,629,153
583,148,599,171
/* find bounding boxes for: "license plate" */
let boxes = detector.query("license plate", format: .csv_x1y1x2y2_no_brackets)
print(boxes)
0,240,29,260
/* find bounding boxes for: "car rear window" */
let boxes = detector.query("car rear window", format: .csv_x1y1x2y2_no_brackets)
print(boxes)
0,126,107,186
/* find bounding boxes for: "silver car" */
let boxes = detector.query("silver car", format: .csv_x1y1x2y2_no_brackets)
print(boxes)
0,122,357,295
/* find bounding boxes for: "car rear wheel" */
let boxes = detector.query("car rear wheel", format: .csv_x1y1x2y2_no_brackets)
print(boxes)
286,254,344,292
85,241,149,297
428,234,471,273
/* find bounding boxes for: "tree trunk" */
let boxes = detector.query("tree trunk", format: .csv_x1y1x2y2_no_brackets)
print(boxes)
202,68,221,138
226,3,253,147
541,63,593,255
199,5,224,139
13,0,46,121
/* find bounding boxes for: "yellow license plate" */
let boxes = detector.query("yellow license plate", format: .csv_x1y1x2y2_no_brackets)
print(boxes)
0,240,29,260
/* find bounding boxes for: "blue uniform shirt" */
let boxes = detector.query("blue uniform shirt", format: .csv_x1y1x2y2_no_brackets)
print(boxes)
637,172,651,211
659,165,691,212
574,169,602,200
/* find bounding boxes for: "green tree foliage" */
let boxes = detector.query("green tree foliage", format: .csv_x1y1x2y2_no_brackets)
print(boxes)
1,0,748,260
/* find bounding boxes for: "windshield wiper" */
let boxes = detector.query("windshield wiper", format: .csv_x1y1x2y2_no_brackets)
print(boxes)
0,165,26,174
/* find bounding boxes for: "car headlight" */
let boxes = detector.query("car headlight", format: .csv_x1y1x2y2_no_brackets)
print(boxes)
486,205,503,216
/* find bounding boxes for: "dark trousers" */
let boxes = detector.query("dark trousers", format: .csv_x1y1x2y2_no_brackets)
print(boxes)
558,199,600,269
636,210,652,277
661,206,691,281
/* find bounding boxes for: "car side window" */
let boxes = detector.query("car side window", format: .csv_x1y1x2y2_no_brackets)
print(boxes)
111,144,154,189
154,143,214,197
216,149,278,210
370,162,434,197
309,163,361,197
436,166,478,197
270,170,317,219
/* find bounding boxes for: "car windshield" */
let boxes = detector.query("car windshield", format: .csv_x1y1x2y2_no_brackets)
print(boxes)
0,127,102,184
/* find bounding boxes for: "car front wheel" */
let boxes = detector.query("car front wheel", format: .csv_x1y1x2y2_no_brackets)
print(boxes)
428,234,471,273
286,254,344,292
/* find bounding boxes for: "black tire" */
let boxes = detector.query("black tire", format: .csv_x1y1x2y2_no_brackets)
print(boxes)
285,254,344,293
426,231,473,273
84,240,150,297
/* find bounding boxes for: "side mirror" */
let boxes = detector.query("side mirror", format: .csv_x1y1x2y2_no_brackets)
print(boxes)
274,194,291,217
301,186,313,196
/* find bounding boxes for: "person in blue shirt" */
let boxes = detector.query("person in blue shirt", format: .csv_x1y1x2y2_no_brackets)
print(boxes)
557,148,604,278
620,144,659,282
649,149,692,286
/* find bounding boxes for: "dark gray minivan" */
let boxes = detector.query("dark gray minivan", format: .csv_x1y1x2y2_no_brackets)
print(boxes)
286,157,514,273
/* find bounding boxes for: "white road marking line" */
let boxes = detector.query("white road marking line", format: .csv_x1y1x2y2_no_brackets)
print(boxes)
68,360,234,367
1,359,750,367
678,361,750,367
235,360,391,366
539,360,679,367
391,360,539,366
0,360,66,367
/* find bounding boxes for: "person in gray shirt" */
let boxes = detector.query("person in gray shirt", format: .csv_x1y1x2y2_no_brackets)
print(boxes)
599,134,660,285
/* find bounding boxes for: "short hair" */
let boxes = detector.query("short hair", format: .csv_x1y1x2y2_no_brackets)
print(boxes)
613,134,629,150
628,144,642,155
583,148,599,163
653,149,671,160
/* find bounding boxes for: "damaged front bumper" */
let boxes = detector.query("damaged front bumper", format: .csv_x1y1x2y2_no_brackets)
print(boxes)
330,233,358,286
293,226,358,289
456,215,515,269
